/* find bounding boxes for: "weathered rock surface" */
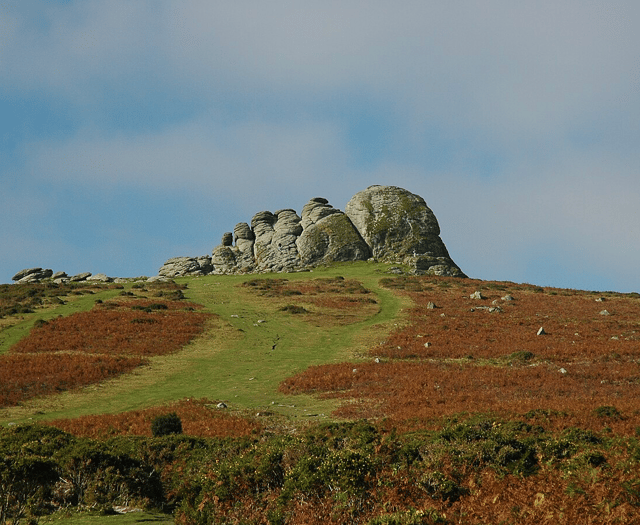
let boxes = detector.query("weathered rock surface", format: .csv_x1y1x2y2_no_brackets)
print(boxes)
158,256,213,278
297,212,370,266
253,209,302,272
12,268,43,281
345,185,464,276
70,272,93,282
159,185,465,277
12,268,55,283
11,268,121,284
86,273,112,282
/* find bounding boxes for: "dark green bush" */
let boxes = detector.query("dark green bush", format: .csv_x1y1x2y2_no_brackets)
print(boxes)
594,405,622,420
152,413,183,437
418,471,467,502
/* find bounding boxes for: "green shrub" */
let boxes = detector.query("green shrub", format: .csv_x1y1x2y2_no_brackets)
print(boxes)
594,405,622,420
418,471,466,502
152,413,183,437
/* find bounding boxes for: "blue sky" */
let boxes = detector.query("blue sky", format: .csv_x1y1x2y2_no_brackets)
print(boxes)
1,1,639,292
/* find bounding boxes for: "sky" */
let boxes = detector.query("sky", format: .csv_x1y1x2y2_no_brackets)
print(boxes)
1,1,639,292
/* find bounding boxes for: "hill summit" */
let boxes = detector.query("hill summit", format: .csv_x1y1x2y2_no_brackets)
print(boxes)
159,185,465,278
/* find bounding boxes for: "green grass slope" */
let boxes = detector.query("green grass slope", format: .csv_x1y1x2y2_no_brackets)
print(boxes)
0,262,406,425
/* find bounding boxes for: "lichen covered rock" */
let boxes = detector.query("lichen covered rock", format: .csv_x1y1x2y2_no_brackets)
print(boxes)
346,185,464,276
297,211,370,266
159,186,465,277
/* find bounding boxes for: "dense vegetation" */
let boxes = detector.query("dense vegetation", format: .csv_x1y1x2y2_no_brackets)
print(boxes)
3,416,640,524
1,266,639,523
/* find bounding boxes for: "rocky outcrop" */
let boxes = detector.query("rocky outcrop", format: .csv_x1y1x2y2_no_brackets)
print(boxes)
11,268,122,284
345,185,464,277
158,186,465,277
158,256,213,278
12,268,53,283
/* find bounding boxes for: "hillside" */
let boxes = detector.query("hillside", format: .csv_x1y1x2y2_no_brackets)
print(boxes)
1,263,640,524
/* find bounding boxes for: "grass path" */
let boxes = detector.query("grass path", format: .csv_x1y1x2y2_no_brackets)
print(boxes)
0,263,407,424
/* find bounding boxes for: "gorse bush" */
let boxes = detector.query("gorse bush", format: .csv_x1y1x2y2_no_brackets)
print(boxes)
151,413,183,437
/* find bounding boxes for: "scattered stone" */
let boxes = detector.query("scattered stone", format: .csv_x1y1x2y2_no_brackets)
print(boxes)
470,291,484,300
387,266,404,274
113,507,142,515
599,310,610,316
216,402,227,409
559,368,567,374
52,271,68,279
426,301,437,309
501,294,514,301
488,306,503,313
408,254,465,277
158,256,212,278
374,357,380,363
424,342,431,348
12,268,42,281
537,327,546,336
595,297,606,302
86,273,112,282
14,268,54,283
146,276,170,283
70,272,92,282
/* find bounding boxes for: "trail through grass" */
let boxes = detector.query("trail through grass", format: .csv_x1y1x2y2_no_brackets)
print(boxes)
0,262,406,424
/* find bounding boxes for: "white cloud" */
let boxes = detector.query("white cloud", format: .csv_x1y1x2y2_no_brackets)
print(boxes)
2,1,639,291
5,2,638,136
25,117,355,212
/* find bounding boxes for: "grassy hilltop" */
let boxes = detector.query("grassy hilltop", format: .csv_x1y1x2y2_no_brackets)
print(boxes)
1,262,640,524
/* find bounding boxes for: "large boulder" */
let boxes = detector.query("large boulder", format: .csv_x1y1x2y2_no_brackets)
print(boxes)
345,185,464,275
232,222,256,270
70,272,93,282
86,273,113,282
300,197,341,230
297,211,370,265
12,268,42,281
252,209,303,272
345,185,440,258
211,246,238,274
13,268,54,283
158,256,212,278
